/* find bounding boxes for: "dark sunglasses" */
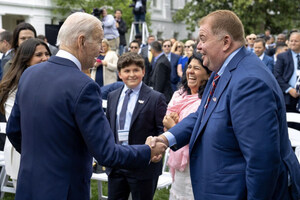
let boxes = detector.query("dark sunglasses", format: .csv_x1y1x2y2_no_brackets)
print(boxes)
130,46,138,49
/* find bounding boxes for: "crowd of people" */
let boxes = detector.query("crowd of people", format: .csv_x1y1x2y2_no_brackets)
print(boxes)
0,6,299,200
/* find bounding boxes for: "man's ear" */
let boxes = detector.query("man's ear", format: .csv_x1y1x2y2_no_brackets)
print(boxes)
223,35,231,51
78,35,85,48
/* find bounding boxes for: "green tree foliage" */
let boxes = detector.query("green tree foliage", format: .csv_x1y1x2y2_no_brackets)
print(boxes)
172,0,300,35
53,0,151,31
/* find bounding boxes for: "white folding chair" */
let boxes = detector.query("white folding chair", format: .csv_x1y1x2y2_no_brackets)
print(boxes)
286,112,300,124
91,148,172,199
156,148,172,190
286,112,300,163
0,123,16,199
91,172,108,200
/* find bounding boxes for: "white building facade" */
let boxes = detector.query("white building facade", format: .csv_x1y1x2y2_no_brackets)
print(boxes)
0,0,196,43
0,0,60,35
149,0,198,40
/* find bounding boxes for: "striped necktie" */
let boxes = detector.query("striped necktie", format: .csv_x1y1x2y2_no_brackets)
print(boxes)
203,74,220,114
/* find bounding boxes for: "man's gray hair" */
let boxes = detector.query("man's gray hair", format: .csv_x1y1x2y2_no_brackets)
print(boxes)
57,12,102,47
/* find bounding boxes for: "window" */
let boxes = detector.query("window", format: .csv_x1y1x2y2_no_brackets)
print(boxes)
157,31,163,39
153,0,157,7
173,32,179,40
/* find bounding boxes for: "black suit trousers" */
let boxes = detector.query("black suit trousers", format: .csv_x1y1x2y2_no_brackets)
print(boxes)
108,169,159,200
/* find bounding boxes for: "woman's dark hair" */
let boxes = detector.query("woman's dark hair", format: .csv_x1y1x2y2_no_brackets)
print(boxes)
0,38,51,114
180,52,211,98
12,22,37,51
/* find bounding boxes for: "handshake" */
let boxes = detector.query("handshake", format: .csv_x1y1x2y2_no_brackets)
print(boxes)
145,135,169,163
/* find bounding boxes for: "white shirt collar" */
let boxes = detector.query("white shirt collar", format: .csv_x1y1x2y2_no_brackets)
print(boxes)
5,49,13,56
217,47,242,76
56,50,81,70
122,81,143,94
291,50,299,58
259,53,265,60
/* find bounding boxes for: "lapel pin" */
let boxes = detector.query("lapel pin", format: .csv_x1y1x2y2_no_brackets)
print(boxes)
138,100,144,104
212,97,217,102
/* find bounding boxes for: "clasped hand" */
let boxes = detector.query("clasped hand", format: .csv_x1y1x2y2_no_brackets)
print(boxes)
163,112,179,130
145,135,169,163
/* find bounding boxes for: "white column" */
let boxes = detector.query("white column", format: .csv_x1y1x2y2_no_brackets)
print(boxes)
0,14,3,29
27,15,52,35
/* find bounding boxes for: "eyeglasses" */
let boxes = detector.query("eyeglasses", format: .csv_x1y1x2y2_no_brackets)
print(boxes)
184,45,191,48
163,45,171,48
130,46,138,49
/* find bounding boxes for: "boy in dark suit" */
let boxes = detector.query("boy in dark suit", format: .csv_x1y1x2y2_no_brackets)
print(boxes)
106,52,167,200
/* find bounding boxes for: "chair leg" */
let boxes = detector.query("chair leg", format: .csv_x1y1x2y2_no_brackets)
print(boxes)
98,180,107,200
0,167,6,199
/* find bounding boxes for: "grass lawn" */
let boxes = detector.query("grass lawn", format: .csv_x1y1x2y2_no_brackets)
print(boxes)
2,180,170,200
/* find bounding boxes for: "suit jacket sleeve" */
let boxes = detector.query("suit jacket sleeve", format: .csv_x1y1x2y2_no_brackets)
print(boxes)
168,111,199,150
266,58,274,73
74,81,150,169
230,77,282,199
155,93,167,134
153,62,170,92
274,54,290,92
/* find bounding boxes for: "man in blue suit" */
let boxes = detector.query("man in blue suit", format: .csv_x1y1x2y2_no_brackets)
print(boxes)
106,52,167,200
274,32,300,113
150,10,300,199
6,12,167,200
253,38,274,73
162,39,180,91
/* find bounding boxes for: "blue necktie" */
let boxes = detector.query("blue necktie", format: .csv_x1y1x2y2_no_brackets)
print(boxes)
119,89,133,130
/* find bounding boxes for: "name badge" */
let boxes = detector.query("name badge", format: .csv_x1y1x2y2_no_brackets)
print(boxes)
118,130,129,144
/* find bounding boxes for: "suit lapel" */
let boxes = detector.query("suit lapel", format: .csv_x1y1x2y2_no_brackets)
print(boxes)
188,77,213,148
109,87,123,135
189,47,248,150
130,83,150,128
288,50,295,71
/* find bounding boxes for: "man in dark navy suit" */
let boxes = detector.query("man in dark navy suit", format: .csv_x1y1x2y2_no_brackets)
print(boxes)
162,39,180,91
149,41,173,102
6,12,166,200
253,38,274,72
274,32,300,113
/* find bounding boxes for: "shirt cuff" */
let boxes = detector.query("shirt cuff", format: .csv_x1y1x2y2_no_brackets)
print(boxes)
163,131,177,147
285,87,292,93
